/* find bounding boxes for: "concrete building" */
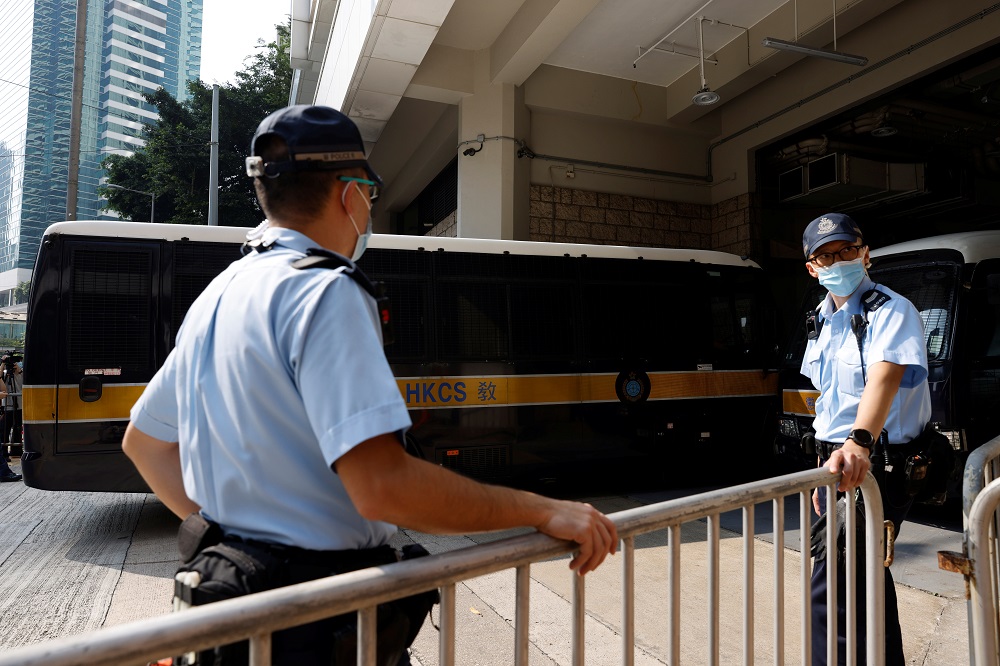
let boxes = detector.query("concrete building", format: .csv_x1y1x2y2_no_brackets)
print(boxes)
288,0,1000,311
0,0,202,305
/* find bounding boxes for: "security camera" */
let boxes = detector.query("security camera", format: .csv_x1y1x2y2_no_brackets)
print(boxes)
463,147,478,157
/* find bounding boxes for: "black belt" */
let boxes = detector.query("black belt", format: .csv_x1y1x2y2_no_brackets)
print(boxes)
226,535,398,570
815,439,842,459
815,438,913,460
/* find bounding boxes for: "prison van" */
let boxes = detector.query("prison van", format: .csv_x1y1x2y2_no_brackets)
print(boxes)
23,221,779,492
775,230,1000,487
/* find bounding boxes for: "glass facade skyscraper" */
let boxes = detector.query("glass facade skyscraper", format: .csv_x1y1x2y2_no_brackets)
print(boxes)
0,0,202,304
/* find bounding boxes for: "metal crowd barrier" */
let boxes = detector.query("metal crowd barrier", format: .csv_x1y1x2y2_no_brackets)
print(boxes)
0,468,886,666
949,435,1000,666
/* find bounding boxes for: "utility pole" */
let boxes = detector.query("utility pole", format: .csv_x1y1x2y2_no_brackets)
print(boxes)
208,84,219,226
66,0,88,221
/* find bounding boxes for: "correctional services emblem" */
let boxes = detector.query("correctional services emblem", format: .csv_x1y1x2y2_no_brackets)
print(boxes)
817,217,836,233
615,369,650,404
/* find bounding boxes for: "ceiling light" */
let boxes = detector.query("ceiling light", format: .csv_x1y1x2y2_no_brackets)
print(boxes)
693,87,721,106
762,37,868,66
693,17,720,106
871,126,898,137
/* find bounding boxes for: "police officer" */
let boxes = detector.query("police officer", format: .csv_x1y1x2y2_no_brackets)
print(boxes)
122,105,617,664
800,213,931,665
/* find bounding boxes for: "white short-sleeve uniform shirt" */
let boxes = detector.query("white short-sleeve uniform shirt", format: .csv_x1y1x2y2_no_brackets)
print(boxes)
130,227,412,550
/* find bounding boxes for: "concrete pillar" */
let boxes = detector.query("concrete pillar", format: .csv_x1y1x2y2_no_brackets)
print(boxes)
457,51,530,240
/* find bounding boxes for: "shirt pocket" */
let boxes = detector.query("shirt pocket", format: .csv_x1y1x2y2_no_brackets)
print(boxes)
834,344,865,398
802,343,823,387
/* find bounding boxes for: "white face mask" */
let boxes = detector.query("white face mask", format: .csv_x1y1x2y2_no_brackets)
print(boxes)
342,181,373,262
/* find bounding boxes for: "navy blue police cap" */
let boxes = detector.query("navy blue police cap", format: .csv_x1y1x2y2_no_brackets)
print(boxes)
246,105,382,185
802,213,864,258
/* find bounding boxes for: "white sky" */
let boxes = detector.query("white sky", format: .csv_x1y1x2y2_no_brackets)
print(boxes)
200,0,292,85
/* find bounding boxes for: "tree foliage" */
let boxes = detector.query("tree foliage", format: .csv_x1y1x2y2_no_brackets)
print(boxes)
13,281,29,305
101,23,292,226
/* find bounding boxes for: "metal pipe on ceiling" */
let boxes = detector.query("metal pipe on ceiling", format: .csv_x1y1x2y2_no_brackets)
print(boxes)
633,0,718,68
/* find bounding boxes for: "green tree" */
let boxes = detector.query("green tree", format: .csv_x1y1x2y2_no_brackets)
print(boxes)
13,281,29,305
101,23,292,226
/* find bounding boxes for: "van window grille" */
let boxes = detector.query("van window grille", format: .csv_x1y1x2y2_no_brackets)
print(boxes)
360,249,432,362
435,252,506,280
510,284,574,359
507,254,576,281
437,281,509,361
870,262,959,361
67,246,152,372
581,280,697,365
171,242,242,343
358,248,431,277
380,279,428,361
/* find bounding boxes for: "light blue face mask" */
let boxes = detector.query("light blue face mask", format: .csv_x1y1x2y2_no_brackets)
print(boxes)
351,215,372,262
343,181,373,262
815,257,866,297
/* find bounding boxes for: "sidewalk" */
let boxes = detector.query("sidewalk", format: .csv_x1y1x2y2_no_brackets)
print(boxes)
405,493,969,665
0,467,970,664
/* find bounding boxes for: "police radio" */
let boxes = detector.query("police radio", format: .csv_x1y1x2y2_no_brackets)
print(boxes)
805,309,823,340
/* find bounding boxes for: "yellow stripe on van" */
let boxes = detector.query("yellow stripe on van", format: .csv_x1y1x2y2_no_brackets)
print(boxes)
397,371,778,409
782,389,820,416
24,384,146,423
26,370,780,422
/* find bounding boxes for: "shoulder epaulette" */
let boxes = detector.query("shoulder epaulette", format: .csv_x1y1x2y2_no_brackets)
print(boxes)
860,288,891,313
290,249,376,298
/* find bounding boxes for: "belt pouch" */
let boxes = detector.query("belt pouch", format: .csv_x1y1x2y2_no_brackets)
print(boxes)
174,541,283,666
177,513,223,563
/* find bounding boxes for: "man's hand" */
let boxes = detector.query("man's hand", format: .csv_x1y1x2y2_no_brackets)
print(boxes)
536,500,618,575
827,440,871,491
813,441,871,515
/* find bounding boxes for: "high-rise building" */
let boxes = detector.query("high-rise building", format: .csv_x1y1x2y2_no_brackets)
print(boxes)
0,0,202,305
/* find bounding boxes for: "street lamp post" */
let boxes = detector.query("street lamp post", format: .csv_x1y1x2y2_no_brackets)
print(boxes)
105,184,155,223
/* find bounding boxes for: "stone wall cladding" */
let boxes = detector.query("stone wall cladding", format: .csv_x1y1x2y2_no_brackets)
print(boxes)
426,211,457,238
710,192,757,258
528,185,723,251
435,188,757,258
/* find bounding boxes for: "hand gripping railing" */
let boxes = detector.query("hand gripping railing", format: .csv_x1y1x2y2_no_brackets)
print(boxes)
0,467,885,666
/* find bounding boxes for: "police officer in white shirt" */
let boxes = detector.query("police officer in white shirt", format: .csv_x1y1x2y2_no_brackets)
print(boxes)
800,213,932,666
123,105,617,665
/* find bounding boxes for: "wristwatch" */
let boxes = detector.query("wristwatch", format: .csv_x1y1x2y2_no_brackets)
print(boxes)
846,428,876,451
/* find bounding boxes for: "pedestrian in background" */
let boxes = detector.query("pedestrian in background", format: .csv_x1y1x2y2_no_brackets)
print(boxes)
0,365,17,481
3,358,23,453
123,105,618,665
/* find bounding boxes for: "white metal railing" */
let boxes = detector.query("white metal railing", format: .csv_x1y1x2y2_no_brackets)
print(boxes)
0,468,886,666
968,477,1000,666
956,435,1000,666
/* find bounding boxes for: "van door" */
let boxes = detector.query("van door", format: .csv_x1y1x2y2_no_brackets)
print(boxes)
56,239,160,456
963,259,1000,450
